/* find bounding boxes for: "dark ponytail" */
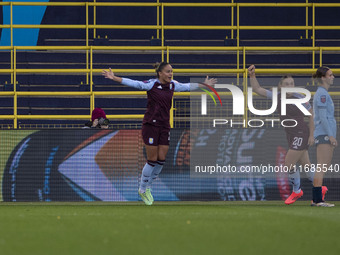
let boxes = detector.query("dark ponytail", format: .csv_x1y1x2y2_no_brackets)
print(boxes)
313,66,330,84
153,62,169,78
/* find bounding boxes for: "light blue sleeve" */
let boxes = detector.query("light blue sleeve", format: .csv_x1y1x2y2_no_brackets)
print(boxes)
319,108,333,137
174,82,198,92
315,91,328,108
265,89,272,99
121,78,155,91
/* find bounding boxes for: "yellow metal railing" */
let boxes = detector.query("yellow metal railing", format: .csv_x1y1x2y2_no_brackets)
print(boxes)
0,2,340,128
1,2,340,57
1,45,340,128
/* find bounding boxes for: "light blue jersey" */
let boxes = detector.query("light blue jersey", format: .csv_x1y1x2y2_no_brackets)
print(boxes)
313,86,337,138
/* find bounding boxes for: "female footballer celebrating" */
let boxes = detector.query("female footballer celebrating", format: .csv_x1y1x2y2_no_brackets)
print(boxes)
248,65,327,205
311,66,337,207
102,62,216,205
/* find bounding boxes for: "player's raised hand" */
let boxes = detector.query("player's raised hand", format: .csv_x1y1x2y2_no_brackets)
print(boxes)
248,65,256,77
204,76,217,87
102,68,123,83
102,68,115,80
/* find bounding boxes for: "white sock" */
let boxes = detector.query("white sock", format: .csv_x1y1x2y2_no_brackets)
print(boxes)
139,161,156,193
148,160,165,188
289,170,301,193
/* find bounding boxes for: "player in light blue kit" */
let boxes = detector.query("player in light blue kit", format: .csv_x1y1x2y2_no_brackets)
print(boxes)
312,66,337,207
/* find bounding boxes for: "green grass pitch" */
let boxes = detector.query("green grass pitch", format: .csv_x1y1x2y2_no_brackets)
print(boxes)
0,201,339,255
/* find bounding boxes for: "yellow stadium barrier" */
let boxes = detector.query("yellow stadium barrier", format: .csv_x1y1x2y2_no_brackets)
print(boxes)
0,2,339,128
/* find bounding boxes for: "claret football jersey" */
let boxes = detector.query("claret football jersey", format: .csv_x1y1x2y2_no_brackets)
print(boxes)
121,78,197,127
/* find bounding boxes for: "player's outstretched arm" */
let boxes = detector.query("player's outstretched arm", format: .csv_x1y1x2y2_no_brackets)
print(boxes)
102,68,154,90
248,65,268,97
175,76,217,92
194,76,217,89
102,68,123,83
203,76,217,87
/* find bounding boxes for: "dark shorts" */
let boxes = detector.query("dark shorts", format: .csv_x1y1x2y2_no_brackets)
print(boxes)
315,135,331,145
142,123,170,146
286,132,309,151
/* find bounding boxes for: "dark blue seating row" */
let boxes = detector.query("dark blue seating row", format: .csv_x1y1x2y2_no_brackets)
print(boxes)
36,0,340,46
1,51,339,93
